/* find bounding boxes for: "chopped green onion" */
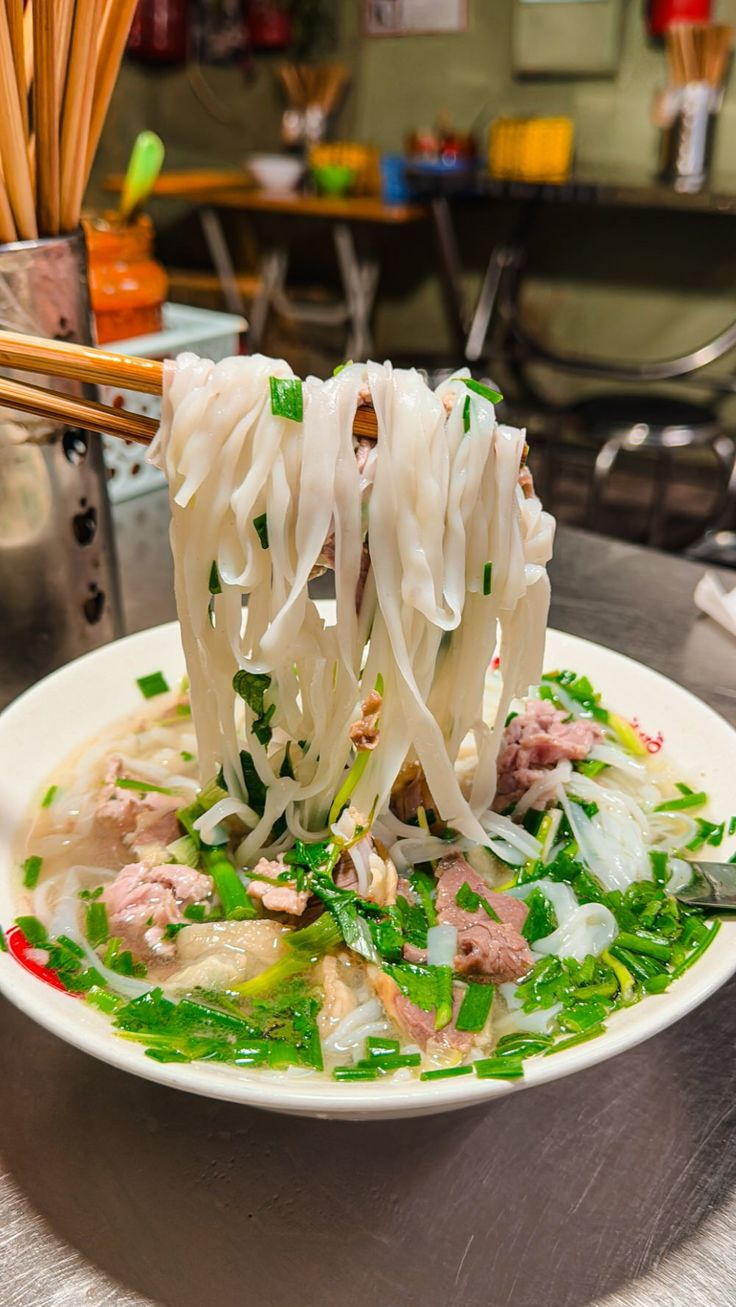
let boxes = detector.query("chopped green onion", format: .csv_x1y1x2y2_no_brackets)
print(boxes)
333,359,353,376
253,513,269,549
729,816,736,837
493,1032,553,1059
22,855,43,889
180,750,195,763
41,784,58,808
545,1024,606,1054
0,927,7,953
607,712,646,756
269,375,303,422
166,834,201,869
482,562,493,596
208,561,221,594
136,671,170,699
85,900,109,949
576,759,608,778
463,377,503,404
115,778,174,796
15,915,49,947
420,1064,474,1081
356,1053,421,1072
455,981,493,1032
366,1037,400,1058
473,1056,524,1080
615,929,671,962
649,849,669,888
202,848,255,919
671,919,721,979
462,395,471,433
333,1066,380,1081
653,791,707,813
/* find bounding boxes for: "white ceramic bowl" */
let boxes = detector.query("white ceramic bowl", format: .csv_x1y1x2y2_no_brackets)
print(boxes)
246,153,304,194
0,622,735,1119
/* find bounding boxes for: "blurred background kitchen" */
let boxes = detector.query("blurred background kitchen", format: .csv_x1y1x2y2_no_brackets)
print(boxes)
81,0,736,563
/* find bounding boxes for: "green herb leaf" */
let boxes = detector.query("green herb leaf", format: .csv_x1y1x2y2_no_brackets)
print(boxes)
521,886,558,943
455,880,501,923
270,375,303,422
136,671,170,699
240,750,267,816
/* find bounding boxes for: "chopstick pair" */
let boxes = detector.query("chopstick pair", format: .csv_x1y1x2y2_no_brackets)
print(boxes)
0,330,380,444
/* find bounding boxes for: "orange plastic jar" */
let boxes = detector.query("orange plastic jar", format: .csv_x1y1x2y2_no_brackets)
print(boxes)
84,213,168,345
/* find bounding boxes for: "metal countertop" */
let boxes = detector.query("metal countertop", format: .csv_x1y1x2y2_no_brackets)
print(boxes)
1,492,736,1307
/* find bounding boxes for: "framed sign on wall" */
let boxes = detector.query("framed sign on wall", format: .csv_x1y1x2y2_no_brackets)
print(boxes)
364,0,468,36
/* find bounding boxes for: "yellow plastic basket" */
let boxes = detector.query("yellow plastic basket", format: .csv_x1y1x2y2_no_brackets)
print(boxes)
488,117,574,183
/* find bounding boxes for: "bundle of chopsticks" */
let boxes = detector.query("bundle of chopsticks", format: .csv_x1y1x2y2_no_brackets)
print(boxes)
0,0,139,245
665,22,733,97
277,63,349,116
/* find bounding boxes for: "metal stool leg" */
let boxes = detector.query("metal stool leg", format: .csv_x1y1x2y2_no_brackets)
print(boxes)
646,447,672,549
248,248,287,353
200,207,245,318
333,223,377,360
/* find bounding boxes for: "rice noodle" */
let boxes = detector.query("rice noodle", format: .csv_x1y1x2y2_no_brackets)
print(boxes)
149,357,554,860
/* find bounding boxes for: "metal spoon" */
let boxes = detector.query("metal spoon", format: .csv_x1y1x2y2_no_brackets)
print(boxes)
675,861,736,909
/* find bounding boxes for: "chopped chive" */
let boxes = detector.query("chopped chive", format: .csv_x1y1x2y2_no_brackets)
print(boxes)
85,900,109,949
115,778,174,796
41,784,58,808
462,395,471,433
180,751,194,762
729,816,736,837
649,849,669,888
483,562,493,596
208,561,221,595
356,1053,421,1071
455,981,494,1032
671,920,721,979
420,1064,474,1081
366,1037,400,1058
333,1066,381,1081
269,375,303,422
176,704,192,718
463,378,503,404
615,930,671,962
136,671,170,699
675,782,694,796
545,1024,606,1054
253,513,269,549
653,791,707,813
473,1057,524,1080
22,855,43,889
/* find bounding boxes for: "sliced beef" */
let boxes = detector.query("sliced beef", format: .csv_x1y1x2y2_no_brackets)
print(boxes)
495,698,603,810
96,757,181,856
432,852,534,985
103,862,213,957
370,968,473,1053
247,854,311,916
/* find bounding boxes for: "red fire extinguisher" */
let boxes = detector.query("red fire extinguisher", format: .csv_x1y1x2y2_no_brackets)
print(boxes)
247,1,292,50
128,0,190,65
646,0,712,38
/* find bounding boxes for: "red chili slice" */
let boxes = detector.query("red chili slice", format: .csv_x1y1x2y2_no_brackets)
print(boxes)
5,925,71,993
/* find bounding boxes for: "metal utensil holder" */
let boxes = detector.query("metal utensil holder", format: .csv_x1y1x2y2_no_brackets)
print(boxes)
0,230,122,708
659,82,717,194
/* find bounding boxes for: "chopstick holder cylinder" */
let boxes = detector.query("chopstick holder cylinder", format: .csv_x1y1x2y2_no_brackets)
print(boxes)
0,229,123,706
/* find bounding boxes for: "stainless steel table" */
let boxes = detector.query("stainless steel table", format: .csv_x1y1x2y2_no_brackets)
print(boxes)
2,491,735,1307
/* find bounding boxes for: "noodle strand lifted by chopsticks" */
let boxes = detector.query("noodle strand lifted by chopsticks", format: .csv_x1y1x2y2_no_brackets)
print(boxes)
149,358,555,859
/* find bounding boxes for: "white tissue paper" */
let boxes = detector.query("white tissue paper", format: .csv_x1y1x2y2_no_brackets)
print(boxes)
694,571,736,639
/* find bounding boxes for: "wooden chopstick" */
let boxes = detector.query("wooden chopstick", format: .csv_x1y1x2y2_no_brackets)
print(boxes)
85,0,140,184
0,3,37,238
60,0,99,231
0,372,159,443
32,0,60,236
0,330,165,394
6,0,29,141
0,330,382,444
